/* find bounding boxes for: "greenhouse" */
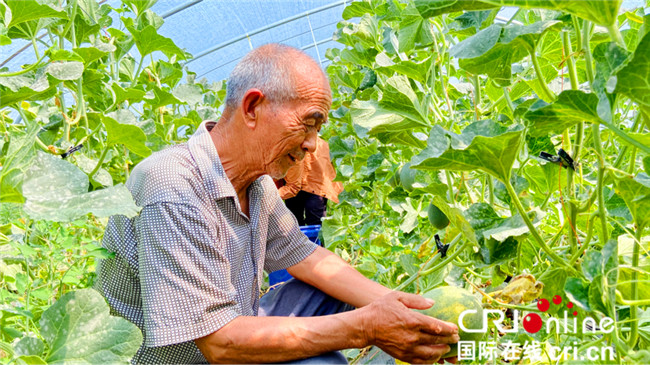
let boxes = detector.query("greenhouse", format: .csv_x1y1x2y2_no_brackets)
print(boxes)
1,0,649,364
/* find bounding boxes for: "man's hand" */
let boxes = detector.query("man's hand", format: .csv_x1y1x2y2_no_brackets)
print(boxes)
359,291,460,364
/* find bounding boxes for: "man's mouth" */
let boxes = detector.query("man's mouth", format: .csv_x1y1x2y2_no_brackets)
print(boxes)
288,154,296,163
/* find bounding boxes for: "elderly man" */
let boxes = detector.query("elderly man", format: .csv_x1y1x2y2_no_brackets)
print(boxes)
95,44,458,364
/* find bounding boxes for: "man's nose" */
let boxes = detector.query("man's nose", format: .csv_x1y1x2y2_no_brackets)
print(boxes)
301,131,318,154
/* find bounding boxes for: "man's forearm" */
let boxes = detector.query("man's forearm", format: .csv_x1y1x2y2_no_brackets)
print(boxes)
287,246,392,308
195,310,368,363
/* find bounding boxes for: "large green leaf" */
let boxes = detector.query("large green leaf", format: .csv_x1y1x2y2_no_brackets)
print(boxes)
3,0,67,28
172,83,203,105
396,3,434,53
111,82,146,104
45,62,84,81
102,115,152,157
524,90,600,136
0,122,38,203
415,0,498,19
615,173,650,229
450,21,562,85
465,202,542,265
412,120,524,182
380,75,428,124
615,31,650,111
0,70,56,108
40,289,142,364
481,0,622,26
125,22,188,60
22,152,141,222
144,86,182,109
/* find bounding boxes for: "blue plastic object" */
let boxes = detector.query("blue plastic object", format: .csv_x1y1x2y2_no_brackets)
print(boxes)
268,225,322,287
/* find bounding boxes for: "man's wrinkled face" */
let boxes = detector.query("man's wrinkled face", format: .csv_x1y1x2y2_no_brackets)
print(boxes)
257,72,332,179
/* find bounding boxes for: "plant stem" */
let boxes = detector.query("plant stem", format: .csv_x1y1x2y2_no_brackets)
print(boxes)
488,176,494,206
600,120,650,155
607,22,626,49
591,124,609,243
504,178,579,275
571,16,582,55
0,54,47,77
563,32,579,90
30,37,40,59
395,233,462,291
563,29,583,253
582,21,595,86
627,146,637,174
472,74,480,122
445,170,455,202
628,224,644,348
502,86,515,115
88,145,110,180
529,49,555,102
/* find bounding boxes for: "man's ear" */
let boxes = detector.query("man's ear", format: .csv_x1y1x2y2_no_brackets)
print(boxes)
240,88,265,129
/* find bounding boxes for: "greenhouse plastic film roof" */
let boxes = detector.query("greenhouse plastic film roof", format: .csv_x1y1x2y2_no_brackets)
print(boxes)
2,0,347,82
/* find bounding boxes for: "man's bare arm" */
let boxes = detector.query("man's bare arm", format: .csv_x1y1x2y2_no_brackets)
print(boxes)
195,291,457,364
287,245,391,308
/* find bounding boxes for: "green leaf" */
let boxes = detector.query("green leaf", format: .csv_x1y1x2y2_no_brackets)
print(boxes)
126,23,188,60
14,337,44,357
45,61,84,81
615,31,650,111
412,120,524,182
450,21,562,85
481,0,622,26
172,83,203,105
4,0,67,28
592,42,631,123
22,152,141,222
381,75,428,124
451,10,493,33
73,47,108,65
564,277,591,311
40,288,142,364
350,99,427,141
524,90,600,137
111,82,146,104
103,116,151,157
144,86,182,109
449,24,502,60
615,173,650,229
643,156,650,175
0,70,56,108
0,122,38,203
376,55,431,84
15,356,47,365
342,1,373,19
415,0,498,19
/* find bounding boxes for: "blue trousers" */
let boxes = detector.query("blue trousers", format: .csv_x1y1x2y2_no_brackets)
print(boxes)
259,279,354,364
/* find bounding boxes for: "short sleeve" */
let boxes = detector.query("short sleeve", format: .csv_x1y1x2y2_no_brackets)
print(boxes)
263,187,317,273
135,203,239,347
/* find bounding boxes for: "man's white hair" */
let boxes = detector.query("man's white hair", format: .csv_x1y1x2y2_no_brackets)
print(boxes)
225,43,312,109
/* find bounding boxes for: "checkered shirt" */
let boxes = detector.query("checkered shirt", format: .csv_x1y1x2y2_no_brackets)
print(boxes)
95,121,316,364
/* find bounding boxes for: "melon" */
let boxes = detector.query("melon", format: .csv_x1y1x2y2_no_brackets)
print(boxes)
418,286,484,358
427,203,450,230
399,162,417,192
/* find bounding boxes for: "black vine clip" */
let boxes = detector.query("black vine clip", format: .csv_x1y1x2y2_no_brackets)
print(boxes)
61,144,83,159
434,234,450,258
539,148,576,171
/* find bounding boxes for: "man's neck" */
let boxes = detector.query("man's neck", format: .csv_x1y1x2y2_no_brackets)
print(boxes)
209,117,264,199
